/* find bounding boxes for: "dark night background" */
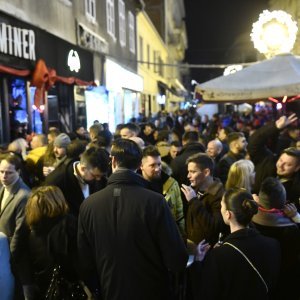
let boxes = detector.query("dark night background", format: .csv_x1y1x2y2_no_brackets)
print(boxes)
184,0,269,84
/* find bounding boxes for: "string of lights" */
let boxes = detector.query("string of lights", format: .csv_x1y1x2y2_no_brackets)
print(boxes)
133,59,256,69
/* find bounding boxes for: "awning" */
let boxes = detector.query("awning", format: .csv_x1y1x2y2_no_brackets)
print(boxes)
195,53,300,103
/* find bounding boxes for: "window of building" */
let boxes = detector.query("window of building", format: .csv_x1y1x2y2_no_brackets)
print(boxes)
158,56,164,76
107,0,116,39
59,0,72,6
118,0,126,47
139,36,143,63
153,50,158,73
147,44,150,69
128,11,135,54
85,0,96,22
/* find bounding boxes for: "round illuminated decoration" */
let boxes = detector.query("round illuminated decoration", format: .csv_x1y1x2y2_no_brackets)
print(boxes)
251,10,298,58
223,65,243,76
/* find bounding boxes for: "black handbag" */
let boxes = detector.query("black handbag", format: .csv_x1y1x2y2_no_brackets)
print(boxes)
45,264,88,300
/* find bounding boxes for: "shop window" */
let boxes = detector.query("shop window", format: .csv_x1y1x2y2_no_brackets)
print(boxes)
128,11,135,54
118,0,126,47
85,0,96,22
107,0,116,39
8,78,28,140
85,86,109,130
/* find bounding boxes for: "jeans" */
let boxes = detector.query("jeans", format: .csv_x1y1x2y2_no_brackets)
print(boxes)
0,232,14,300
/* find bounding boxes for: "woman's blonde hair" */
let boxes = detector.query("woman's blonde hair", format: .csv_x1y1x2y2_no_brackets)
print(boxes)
25,186,69,227
225,159,255,192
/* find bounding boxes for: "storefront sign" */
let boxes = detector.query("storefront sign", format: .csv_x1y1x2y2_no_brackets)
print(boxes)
67,50,80,72
77,22,109,54
0,22,35,60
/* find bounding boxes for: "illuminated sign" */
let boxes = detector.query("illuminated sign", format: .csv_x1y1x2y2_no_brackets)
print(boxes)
67,50,80,72
0,22,36,60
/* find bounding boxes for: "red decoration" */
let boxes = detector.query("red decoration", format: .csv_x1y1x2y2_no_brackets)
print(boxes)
0,65,31,77
30,59,95,109
0,59,95,110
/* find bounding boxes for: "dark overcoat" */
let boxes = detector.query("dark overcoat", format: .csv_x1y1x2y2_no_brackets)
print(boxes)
78,169,188,300
190,228,281,300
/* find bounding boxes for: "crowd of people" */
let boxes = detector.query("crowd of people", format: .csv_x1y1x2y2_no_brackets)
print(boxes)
1,107,300,300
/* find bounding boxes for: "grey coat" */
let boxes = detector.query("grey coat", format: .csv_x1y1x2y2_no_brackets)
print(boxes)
0,177,31,261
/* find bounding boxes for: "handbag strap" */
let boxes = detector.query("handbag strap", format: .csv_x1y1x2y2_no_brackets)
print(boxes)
223,242,268,294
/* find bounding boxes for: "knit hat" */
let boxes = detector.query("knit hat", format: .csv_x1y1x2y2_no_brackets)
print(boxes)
54,133,71,148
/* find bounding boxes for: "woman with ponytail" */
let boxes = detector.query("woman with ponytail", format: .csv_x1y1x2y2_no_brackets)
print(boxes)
190,188,281,300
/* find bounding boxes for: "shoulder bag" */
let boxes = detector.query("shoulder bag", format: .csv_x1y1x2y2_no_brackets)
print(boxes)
45,264,91,299
224,242,268,294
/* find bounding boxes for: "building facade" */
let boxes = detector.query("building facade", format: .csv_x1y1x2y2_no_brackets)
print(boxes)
137,11,168,116
139,0,188,115
0,0,143,143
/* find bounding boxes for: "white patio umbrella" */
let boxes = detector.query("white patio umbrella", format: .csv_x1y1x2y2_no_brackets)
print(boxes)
195,53,300,103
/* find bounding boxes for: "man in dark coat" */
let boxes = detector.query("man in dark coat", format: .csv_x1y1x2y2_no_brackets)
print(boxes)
45,147,109,216
216,131,247,184
78,139,188,300
248,113,300,209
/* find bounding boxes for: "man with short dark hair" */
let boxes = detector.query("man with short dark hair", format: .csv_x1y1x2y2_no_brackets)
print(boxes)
45,147,109,216
120,122,140,139
248,113,300,209
216,131,247,184
217,126,234,156
139,122,156,145
171,131,206,216
181,153,226,246
0,154,31,298
162,141,182,165
78,139,188,300
171,131,205,186
140,145,185,235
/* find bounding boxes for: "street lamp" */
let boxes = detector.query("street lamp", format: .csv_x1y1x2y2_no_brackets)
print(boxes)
251,10,298,59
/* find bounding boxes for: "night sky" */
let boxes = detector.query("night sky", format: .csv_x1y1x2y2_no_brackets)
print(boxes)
184,0,269,84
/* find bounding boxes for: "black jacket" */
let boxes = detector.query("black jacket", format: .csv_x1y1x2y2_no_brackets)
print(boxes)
28,214,78,296
171,142,205,186
44,159,106,216
190,228,281,300
186,178,227,245
216,151,245,184
253,209,300,299
78,169,188,300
